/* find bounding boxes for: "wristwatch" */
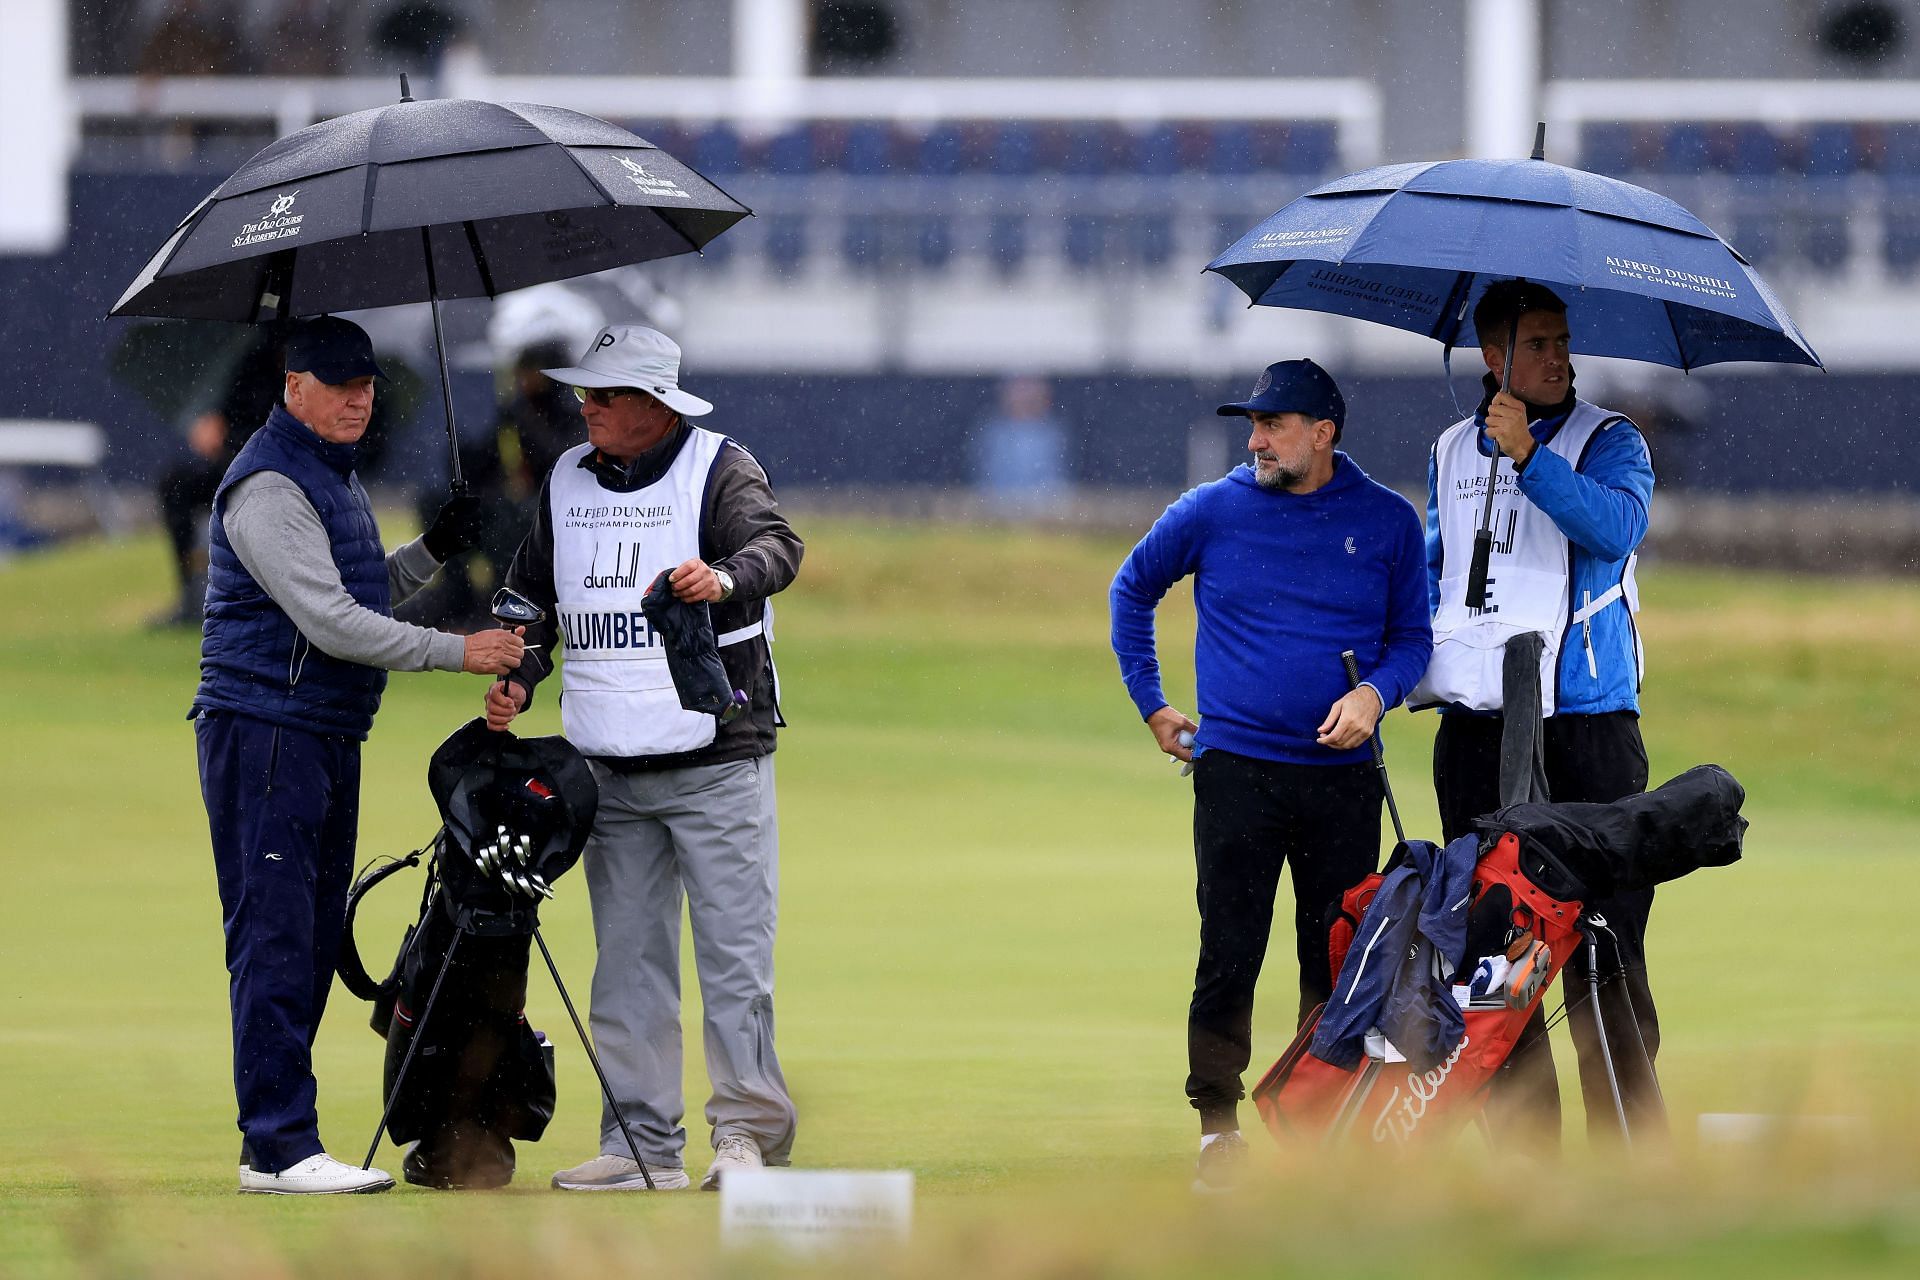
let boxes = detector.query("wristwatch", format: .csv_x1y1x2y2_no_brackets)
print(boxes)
713,568,735,601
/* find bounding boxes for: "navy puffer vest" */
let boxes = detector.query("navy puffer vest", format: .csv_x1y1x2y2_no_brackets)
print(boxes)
194,406,392,739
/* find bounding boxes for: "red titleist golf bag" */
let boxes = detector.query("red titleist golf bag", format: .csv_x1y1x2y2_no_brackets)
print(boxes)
1252,764,1746,1150
1252,831,1583,1147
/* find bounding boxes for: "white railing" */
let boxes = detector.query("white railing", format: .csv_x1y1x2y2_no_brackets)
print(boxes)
1544,78,1920,136
68,73,1384,168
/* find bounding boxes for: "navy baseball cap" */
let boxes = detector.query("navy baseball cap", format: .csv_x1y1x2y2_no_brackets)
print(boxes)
1216,358,1346,431
283,316,385,384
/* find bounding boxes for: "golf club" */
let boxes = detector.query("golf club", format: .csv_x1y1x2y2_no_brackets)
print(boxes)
490,586,546,629
1341,650,1406,846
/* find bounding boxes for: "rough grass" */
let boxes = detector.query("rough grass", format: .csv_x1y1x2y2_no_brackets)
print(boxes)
3,520,1917,1277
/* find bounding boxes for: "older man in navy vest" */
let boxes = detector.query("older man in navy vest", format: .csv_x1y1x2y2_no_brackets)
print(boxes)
193,316,525,1194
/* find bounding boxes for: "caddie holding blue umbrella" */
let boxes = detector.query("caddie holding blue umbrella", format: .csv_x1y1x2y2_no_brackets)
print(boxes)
1411,278,1662,1151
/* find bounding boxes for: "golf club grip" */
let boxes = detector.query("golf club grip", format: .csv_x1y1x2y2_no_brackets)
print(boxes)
1465,529,1494,610
1340,650,1387,768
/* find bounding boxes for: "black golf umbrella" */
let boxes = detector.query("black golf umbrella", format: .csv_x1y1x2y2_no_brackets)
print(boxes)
110,81,752,486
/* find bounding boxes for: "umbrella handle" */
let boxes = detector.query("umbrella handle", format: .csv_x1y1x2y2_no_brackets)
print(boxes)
1465,311,1521,610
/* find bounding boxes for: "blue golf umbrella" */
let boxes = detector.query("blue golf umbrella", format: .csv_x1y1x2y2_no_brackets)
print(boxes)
1205,150,1820,371
1205,132,1820,603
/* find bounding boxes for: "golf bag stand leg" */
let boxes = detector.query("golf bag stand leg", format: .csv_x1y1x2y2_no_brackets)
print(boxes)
1582,921,1633,1150
1593,915,1668,1123
362,927,465,1171
532,925,657,1191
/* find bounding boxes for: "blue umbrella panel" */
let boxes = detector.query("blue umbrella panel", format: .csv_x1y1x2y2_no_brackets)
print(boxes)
1205,158,1820,371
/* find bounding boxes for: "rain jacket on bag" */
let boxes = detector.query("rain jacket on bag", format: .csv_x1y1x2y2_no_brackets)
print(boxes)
1310,834,1479,1071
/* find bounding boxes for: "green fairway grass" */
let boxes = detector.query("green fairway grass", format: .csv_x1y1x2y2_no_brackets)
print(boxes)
4,520,1918,1277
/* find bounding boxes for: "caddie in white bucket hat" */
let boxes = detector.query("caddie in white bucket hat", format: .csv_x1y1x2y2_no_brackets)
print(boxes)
543,324,714,418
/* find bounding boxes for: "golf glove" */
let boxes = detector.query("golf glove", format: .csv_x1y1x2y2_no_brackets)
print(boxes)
424,492,488,561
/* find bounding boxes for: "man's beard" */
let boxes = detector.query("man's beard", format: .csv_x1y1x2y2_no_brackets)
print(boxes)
1254,454,1303,490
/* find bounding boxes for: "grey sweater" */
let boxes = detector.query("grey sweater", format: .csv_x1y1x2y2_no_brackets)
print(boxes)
223,471,467,673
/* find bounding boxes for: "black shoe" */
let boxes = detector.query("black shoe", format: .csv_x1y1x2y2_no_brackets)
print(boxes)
1192,1131,1250,1194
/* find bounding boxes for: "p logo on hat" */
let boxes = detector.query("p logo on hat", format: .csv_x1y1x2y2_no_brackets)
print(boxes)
543,324,714,418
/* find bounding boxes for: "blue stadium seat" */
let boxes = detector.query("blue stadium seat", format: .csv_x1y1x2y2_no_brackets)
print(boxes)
763,126,815,176
1730,123,1785,177
918,124,966,176
1729,212,1775,266
1063,122,1122,177
1135,123,1180,177
989,123,1038,176
843,122,895,176
915,215,954,271
1803,209,1851,270
1581,122,1636,175
1884,124,1920,176
1207,123,1256,176
842,213,885,270
766,214,807,273
1130,212,1175,267
691,123,743,176
1662,123,1712,174
1885,180,1920,274
988,212,1028,274
1283,122,1338,174
1064,214,1106,269
1805,123,1859,178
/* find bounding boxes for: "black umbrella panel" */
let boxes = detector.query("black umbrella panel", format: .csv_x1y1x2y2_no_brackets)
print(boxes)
111,89,752,485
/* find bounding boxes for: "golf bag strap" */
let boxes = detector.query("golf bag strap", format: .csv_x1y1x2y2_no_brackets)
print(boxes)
338,848,424,1001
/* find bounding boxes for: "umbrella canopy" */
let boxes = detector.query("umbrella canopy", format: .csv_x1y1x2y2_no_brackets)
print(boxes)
1205,156,1820,371
112,96,750,323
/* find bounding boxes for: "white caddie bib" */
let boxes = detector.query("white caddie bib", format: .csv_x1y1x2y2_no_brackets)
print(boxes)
548,429,756,756
1412,401,1634,715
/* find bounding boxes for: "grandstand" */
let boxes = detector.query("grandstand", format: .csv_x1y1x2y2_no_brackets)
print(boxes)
5,0,1920,496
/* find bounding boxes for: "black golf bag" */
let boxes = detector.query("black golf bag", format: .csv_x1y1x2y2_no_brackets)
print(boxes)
340,719,598,1189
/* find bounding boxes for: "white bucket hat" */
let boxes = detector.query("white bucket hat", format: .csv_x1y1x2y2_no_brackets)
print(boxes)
542,323,713,418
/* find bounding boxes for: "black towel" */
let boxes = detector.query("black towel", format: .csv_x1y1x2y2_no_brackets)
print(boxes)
641,569,741,719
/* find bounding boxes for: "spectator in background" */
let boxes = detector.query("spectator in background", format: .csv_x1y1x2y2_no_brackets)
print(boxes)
498,341,582,496
971,375,1070,516
400,342,580,631
153,332,285,628
373,0,466,73
134,0,247,75
270,0,348,76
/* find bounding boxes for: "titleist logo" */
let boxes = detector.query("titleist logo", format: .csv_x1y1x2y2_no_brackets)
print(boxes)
1369,1034,1469,1145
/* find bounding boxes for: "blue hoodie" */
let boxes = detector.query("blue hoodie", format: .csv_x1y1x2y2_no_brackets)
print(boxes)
1110,453,1432,767
1424,395,1654,715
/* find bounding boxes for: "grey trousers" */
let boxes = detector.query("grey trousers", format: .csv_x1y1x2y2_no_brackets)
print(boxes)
581,756,797,1168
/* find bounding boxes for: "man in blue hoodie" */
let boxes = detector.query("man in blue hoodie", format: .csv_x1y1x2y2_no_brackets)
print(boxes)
1413,279,1662,1148
1109,359,1431,1189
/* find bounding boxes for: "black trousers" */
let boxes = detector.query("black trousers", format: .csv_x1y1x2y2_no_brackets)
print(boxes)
1434,710,1666,1148
158,458,223,585
1188,750,1382,1133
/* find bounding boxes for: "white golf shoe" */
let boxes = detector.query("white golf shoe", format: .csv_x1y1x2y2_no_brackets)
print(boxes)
550,1153,690,1191
238,1152,395,1195
701,1133,764,1191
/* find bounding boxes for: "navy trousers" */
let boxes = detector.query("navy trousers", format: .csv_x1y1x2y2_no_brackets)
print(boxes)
196,710,360,1173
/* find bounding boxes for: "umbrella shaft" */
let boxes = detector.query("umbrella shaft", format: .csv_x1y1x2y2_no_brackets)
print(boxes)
421,228,465,492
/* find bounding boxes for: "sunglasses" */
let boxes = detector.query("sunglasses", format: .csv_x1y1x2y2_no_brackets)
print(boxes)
573,386,643,407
